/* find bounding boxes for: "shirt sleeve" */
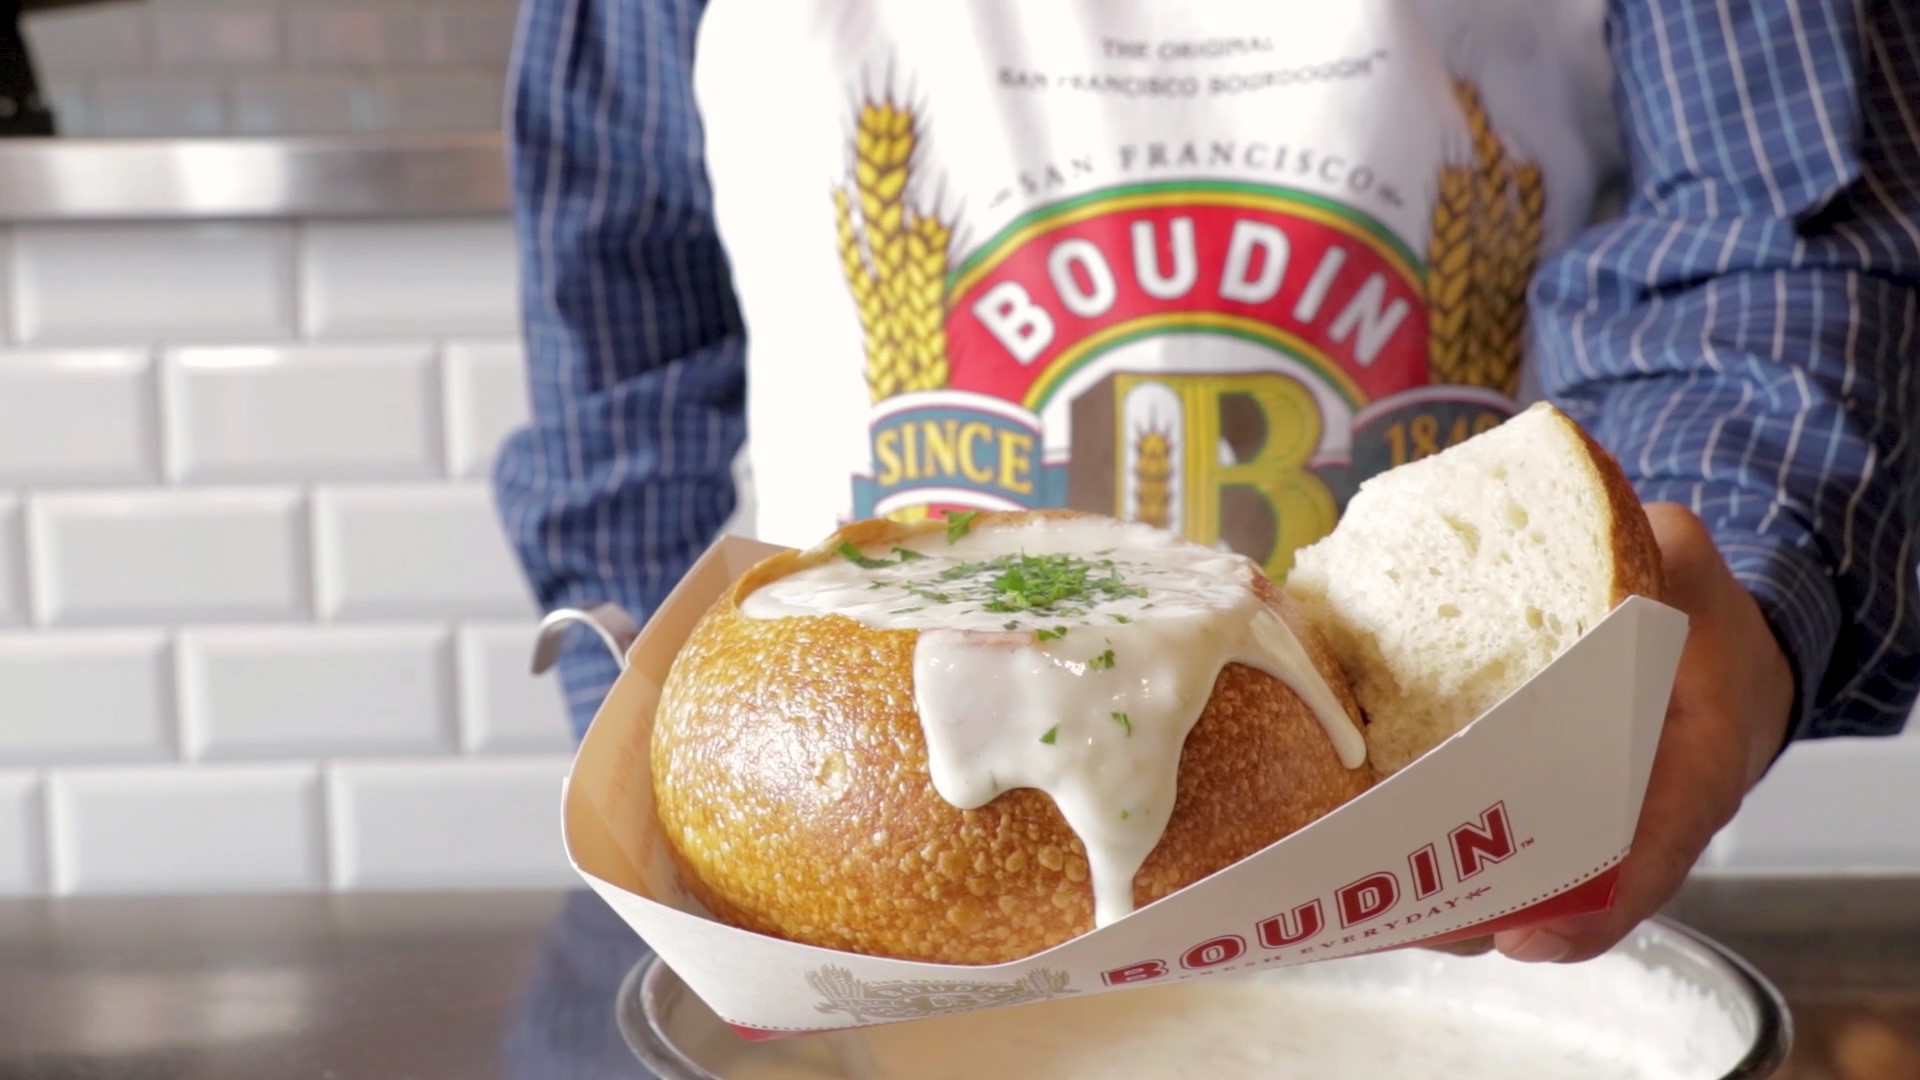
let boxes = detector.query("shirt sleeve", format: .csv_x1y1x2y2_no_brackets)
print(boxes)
1532,0,1919,740
494,0,747,734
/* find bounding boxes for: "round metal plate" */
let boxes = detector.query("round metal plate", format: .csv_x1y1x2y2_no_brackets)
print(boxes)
617,916,1791,1079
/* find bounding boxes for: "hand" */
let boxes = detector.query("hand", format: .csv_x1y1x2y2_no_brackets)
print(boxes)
1491,501,1797,963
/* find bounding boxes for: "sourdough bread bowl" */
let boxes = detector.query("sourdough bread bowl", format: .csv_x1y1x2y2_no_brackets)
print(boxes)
650,403,1663,965
651,510,1373,965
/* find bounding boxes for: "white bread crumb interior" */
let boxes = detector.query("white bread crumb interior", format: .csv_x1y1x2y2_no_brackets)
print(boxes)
1285,403,1624,774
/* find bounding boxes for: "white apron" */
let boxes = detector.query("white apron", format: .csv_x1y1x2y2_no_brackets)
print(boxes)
696,0,1619,579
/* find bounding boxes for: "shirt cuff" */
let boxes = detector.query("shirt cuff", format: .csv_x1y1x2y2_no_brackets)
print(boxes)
1713,535,1841,744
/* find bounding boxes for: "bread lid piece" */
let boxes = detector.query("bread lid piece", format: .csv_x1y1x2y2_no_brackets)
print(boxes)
1285,403,1663,774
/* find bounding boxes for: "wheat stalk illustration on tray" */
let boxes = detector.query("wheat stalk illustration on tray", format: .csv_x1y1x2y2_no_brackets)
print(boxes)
1425,81,1547,399
806,964,1079,1023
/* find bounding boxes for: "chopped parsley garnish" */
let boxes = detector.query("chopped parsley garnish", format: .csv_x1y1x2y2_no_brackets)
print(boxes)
839,552,1150,619
988,555,1143,614
1035,626,1068,641
1089,649,1116,670
1111,614,1131,624
891,546,927,561
1039,725,1059,745
1120,808,1130,820
1003,621,1021,631
945,509,979,543
835,541,894,569
1112,711,1132,735
889,606,922,615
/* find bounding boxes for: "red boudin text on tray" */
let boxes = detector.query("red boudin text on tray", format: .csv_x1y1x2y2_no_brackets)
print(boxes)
1101,802,1516,986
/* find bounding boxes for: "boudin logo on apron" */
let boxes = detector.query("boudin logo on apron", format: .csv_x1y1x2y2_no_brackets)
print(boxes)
695,1,1617,575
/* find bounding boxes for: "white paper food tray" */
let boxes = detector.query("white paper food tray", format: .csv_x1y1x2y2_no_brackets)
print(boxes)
561,534,1688,1038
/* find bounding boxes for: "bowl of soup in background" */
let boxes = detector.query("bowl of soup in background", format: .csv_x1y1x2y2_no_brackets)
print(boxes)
617,917,1790,1080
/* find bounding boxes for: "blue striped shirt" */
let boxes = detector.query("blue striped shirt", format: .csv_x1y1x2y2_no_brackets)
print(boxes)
496,0,1920,742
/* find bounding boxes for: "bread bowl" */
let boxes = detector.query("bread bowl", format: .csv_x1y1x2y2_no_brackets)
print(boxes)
650,402,1663,964
652,510,1372,964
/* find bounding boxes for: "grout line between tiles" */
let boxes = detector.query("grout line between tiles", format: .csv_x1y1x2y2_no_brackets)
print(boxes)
151,344,180,486
1,491,23,628
314,760,337,892
441,621,470,756
26,769,50,898
41,770,70,897
0,226,13,346
21,497,50,630
422,343,451,478
291,219,311,341
159,627,185,764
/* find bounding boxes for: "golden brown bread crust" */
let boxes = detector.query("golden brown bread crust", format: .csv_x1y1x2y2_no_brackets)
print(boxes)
650,511,1374,965
1546,406,1666,606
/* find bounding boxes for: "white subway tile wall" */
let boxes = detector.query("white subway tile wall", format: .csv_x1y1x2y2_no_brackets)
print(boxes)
165,344,441,482
0,232,10,343
300,220,520,338
443,340,529,479
456,623,571,755
0,215,572,896
0,631,173,766
150,8,281,70
420,8,520,65
91,74,229,138
313,484,530,620
23,0,517,138
0,774,46,896
0,497,24,626
287,6,422,67
10,224,296,344
178,625,454,761
49,765,326,895
29,488,310,625
20,3,147,76
1700,736,1920,874
327,757,573,890
0,349,158,485
359,69,504,133
230,73,362,137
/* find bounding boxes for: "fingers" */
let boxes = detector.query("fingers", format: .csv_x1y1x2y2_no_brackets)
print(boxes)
1640,502,1718,587
1495,706,1732,962
1421,935,1495,958
1495,500,1765,965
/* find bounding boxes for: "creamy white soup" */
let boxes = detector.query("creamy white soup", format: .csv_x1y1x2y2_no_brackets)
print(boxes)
740,515,1366,925
707,959,1748,1080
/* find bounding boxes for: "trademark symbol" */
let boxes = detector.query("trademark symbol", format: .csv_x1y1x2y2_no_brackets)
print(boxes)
1520,837,1536,848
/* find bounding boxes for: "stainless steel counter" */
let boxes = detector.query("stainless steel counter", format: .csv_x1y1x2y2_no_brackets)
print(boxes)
0,135,511,222
1,878,1916,1079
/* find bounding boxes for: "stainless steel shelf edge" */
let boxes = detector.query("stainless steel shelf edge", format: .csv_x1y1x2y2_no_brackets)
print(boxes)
0,134,512,222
